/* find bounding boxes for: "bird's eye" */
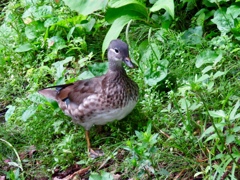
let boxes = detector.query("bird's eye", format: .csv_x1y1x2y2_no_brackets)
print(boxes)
114,48,119,53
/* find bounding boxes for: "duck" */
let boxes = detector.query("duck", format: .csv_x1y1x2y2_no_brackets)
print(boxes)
39,39,139,157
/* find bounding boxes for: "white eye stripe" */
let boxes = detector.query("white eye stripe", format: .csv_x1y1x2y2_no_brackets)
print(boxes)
110,48,119,53
110,48,115,53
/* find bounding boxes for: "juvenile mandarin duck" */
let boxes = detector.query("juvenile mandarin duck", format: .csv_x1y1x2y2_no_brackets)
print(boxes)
39,39,139,157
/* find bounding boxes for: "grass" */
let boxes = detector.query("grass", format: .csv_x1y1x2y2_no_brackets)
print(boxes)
1,31,240,179
1,1,240,179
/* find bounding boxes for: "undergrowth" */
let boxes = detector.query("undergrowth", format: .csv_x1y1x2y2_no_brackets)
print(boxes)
1,0,240,179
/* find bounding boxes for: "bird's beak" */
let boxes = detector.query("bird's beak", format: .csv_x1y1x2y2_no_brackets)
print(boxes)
123,57,137,68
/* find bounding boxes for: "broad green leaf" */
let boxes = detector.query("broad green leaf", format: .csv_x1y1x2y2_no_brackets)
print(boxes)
146,123,152,135
200,123,225,140
88,62,108,76
231,24,240,41
195,74,209,82
89,172,102,180
67,27,75,41
144,59,169,86
234,114,240,120
139,41,153,65
55,77,65,85
102,15,133,56
22,104,38,121
63,0,108,16
0,55,6,65
149,0,158,3
150,133,158,145
52,57,73,79
181,26,203,45
179,98,191,110
109,0,140,7
211,8,234,34
150,0,174,19
135,130,142,139
213,71,225,79
189,102,202,111
160,12,173,29
36,5,53,19
202,65,213,74
208,0,230,3
204,133,218,142
81,18,96,32
15,43,33,52
28,92,46,103
207,81,214,91
144,67,168,86
89,171,113,180
226,135,235,145
101,171,114,180
22,0,38,6
55,15,86,29
78,71,94,80
5,105,15,121
196,9,206,27
22,5,53,20
106,0,148,23
232,126,240,132
214,153,225,160
44,17,59,27
48,36,66,52
141,43,168,86
154,30,165,42
231,48,240,53
25,21,45,40
213,52,223,66
150,43,162,60
78,54,93,68
195,50,221,68
227,5,240,18
208,110,226,118
182,0,198,11
230,100,240,121
201,125,215,139
22,6,37,19
25,25,37,39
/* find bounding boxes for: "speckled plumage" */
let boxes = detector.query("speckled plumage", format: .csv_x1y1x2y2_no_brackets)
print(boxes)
39,39,139,157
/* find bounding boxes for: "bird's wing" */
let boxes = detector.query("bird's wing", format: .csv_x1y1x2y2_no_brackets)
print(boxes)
38,76,106,105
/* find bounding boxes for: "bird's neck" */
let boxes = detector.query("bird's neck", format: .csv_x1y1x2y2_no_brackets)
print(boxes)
108,60,126,73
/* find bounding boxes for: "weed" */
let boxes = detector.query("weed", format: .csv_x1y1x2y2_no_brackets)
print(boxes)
1,0,240,179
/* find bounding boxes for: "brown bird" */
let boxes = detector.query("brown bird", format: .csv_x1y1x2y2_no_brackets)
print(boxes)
39,39,139,157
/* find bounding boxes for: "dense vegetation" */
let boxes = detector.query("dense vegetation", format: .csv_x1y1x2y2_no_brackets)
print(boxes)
1,0,240,179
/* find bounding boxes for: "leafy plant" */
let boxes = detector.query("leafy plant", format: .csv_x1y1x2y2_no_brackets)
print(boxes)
102,0,175,54
124,123,164,178
89,171,114,180
1,0,240,179
0,138,23,179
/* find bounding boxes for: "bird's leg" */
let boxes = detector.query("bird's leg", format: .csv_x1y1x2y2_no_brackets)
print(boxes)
85,130,91,152
96,125,103,133
85,130,104,158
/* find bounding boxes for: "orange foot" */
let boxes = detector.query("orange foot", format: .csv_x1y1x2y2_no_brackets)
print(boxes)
89,148,104,158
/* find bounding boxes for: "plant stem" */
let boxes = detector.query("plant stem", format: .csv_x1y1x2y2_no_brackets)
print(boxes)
198,93,238,168
0,138,23,171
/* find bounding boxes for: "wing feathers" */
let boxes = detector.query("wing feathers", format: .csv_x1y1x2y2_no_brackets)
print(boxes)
38,76,106,104
38,89,58,100
38,83,74,101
